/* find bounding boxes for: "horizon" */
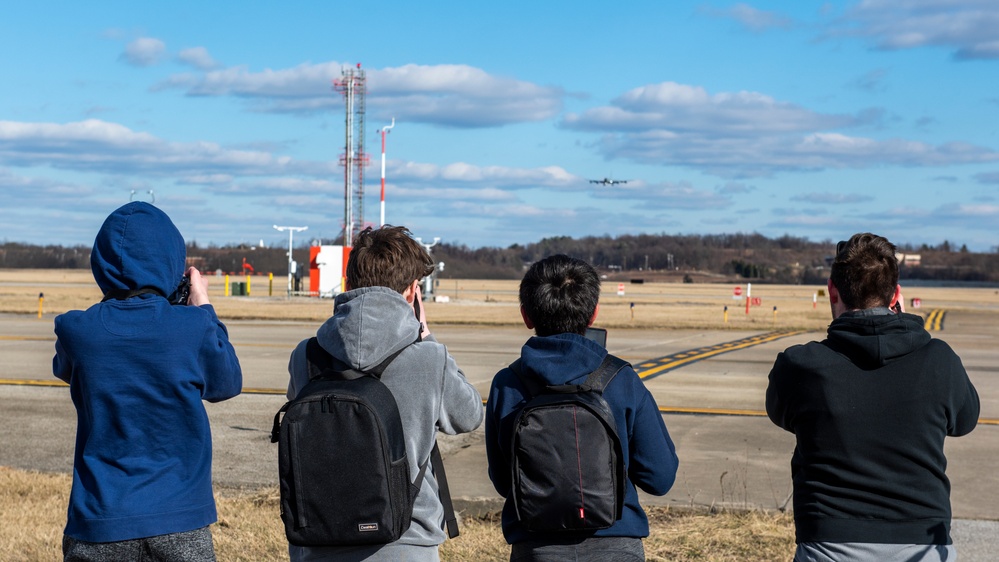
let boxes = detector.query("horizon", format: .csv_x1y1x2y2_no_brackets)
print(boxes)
2,2,998,251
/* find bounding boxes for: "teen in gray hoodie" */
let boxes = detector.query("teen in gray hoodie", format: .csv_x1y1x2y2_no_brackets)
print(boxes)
286,226,483,562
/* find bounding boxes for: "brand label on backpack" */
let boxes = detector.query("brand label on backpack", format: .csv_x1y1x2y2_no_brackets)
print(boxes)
358,523,379,532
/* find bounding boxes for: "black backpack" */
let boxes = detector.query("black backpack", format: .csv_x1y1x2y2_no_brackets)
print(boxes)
270,338,458,547
510,354,629,532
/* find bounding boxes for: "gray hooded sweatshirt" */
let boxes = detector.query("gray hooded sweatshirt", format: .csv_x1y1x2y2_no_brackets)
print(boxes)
286,286,483,561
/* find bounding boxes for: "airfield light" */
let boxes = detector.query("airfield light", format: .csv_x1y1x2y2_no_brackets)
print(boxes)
273,225,308,296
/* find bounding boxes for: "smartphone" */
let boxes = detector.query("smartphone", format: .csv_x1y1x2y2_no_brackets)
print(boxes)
584,327,607,348
413,293,422,320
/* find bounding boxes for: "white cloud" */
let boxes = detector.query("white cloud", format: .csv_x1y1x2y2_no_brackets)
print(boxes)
716,181,755,194
121,37,166,67
850,68,889,92
830,0,999,60
563,81,999,177
592,180,733,210
564,82,852,136
214,178,338,195
702,3,793,32
390,185,517,203
974,171,999,184
177,47,220,70
0,168,95,204
0,119,296,176
390,161,580,188
154,62,564,127
790,192,876,204
181,174,234,185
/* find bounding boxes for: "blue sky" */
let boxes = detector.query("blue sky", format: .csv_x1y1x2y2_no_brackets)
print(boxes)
2,1,998,251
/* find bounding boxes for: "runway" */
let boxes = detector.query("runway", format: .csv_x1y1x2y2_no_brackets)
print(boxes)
2,309,997,522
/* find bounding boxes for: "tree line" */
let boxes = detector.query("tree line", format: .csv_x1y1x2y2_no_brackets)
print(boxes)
2,234,997,284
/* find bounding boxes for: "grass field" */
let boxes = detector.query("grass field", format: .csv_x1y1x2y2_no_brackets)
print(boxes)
5,268,994,331
0,467,796,562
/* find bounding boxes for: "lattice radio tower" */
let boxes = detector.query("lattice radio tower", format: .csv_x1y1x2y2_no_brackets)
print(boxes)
333,63,369,244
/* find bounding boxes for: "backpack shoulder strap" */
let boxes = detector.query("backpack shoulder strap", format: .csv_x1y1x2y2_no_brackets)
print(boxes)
101,286,166,302
304,337,336,380
409,442,459,539
582,354,630,394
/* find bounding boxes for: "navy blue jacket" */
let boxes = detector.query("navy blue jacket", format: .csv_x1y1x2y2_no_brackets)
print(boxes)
53,202,243,542
485,333,678,544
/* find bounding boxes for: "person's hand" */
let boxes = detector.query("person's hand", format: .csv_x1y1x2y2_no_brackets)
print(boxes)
413,284,430,339
893,293,905,314
187,266,211,307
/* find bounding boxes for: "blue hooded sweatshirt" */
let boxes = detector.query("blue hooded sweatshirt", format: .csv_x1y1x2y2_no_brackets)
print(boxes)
53,202,243,543
485,333,679,544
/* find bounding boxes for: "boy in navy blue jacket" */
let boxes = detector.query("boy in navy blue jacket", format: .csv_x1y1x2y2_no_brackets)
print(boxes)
485,254,678,561
54,202,242,561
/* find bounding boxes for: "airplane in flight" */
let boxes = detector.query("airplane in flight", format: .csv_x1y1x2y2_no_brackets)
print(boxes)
589,177,628,186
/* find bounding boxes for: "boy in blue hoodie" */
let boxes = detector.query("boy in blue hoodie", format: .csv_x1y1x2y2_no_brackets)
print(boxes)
485,254,678,562
54,202,243,561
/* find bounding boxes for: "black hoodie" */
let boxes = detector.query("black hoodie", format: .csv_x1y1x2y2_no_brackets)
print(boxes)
766,309,979,545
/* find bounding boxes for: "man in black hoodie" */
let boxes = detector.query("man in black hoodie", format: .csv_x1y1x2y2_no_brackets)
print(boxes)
767,232,979,562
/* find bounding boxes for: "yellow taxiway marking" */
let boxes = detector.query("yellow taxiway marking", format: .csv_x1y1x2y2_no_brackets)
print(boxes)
654,405,999,425
659,406,768,417
4,379,998,425
636,330,806,380
924,309,946,331
0,379,67,387
241,387,287,395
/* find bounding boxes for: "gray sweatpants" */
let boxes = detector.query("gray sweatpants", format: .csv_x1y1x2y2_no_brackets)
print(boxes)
510,536,645,562
63,526,216,562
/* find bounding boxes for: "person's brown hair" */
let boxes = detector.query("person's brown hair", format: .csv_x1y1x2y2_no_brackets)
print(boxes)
345,226,435,294
830,232,899,310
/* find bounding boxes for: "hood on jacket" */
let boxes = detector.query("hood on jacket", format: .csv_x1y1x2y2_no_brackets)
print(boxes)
518,333,607,386
826,311,931,369
316,286,422,371
91,202,187,297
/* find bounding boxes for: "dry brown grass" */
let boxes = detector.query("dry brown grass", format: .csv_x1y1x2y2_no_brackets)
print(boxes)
5,269,987,332
0,466,794,561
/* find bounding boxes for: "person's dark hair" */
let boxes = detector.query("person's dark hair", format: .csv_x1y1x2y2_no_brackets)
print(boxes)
519,254,600,337
346,226,435,294
830,232,899,310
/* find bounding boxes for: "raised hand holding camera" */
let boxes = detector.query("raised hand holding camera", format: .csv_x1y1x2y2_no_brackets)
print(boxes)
185,267,211,307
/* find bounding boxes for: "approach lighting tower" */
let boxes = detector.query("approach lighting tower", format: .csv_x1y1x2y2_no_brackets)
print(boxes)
273,225,308,296
333,63,369,244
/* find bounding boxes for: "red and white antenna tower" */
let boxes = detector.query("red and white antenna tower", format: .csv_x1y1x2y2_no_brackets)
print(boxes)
333,63,368,244
380,118,395,227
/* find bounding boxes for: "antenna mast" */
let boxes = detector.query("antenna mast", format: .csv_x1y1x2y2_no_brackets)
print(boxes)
333,63,368,244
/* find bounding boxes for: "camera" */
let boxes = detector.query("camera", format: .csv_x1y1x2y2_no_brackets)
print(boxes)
170,276,191,306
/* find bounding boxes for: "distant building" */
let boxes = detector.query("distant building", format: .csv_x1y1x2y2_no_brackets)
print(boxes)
896,253,921,267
